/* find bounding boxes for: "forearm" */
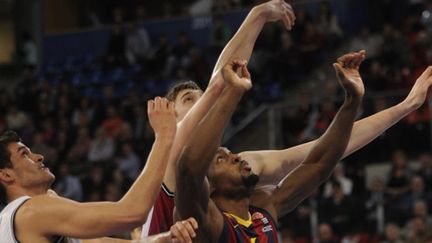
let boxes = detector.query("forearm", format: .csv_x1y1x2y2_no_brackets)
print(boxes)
212,5,267,76
163,76,225,190
179,85,245,178
306,96,361,175
251,98,413,185
119,136,173,217
170,76,225,165
342,100,414,157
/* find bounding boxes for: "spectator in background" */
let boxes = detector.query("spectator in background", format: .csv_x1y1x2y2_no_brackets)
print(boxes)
319,181,358,236
125,23,151,65
71,97,94,127
167,32,196,76
101,105,124,138
18,32,38,67
54,163,83,201
105,25,126,68
385,149,411,225
400,176,432,213
364,177,386,234
324,163,353,197
147,35,172,77
315,1,343,48
209,15,232,54
81,164,105,201
416,152,432,191
88,127,115,163
116,142,141,181
382,223,405,243
6,105,28,132
316,223,338,243
386,150,411,196
406,200,432,229
67,127,91,163
405,217,432,243
348,26,383,59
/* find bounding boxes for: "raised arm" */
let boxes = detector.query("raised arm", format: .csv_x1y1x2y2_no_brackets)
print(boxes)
244,64,432,187
175,61,251,242
211,0,295,77
163,0,295,191
260,51,365,219
17,98,177,239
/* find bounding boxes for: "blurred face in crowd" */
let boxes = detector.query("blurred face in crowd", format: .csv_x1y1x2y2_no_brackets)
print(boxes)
385,224,400,241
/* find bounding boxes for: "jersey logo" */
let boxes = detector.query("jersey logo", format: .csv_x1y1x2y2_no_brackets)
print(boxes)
262,225,273,233
252,212,264,220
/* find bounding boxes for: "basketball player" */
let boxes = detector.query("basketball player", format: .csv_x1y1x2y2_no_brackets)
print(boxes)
0,98,196,242
141,0,296,237
142,2,432,238
142,8,432,241
175,52,365,242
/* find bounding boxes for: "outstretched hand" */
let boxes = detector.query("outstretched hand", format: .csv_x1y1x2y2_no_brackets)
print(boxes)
262,0,296,30
404,66,432,109
222,59,252,91
147,97,177,139
333,50,366,99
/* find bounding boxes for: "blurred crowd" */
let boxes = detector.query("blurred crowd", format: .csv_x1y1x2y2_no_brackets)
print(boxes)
2,0,432,242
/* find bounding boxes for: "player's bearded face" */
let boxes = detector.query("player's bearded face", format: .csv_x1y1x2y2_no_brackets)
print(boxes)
242,173,260,189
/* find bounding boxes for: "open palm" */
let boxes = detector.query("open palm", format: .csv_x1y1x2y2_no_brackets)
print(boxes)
333,50,366,98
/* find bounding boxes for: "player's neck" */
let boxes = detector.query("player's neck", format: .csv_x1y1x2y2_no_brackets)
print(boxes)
214,196,250,220
7,185,48,202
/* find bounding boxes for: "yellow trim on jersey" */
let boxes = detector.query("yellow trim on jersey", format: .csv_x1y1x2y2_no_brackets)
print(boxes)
251,237,256,243
224,212,253,227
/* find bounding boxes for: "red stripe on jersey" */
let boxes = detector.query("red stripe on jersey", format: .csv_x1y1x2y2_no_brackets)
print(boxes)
142,184,175,236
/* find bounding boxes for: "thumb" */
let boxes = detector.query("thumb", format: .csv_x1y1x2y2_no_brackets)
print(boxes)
333,62,342,73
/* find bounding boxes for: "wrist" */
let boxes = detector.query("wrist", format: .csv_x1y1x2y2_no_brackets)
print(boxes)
252,4,268,22
154,133,175,145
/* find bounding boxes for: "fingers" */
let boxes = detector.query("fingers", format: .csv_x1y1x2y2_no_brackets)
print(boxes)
337,50,366,69
333,62,343,75
171,220,195,243
186,217,198,230
147,99,155,114
241,65,251,80
232,59,248,78
283,2,295,29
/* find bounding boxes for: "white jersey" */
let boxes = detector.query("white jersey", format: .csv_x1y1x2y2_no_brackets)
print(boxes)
0,196,81,243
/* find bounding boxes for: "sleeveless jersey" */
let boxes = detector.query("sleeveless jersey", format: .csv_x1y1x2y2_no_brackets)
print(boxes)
141,183,175,237
218,206,279,243
0,196,80,243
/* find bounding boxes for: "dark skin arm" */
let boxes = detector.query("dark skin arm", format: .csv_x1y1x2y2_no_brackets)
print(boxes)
175,61,252,243
253,51,365,219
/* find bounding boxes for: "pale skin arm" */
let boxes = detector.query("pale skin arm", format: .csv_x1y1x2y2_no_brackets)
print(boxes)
16,98,177,239
244,65,432,186
163,0,295,191
256,51,365,219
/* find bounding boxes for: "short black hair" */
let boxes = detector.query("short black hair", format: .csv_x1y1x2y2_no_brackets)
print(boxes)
165,81,201,102
0,130,21,169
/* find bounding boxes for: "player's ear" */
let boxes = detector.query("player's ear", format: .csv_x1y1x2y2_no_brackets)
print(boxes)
0,168,15,184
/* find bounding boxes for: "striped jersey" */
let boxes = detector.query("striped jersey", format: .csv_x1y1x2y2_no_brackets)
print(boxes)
141,183,175,237
218,206,279,243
